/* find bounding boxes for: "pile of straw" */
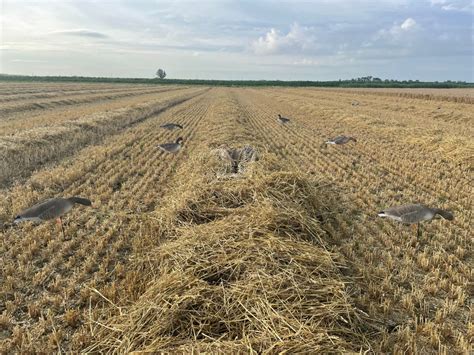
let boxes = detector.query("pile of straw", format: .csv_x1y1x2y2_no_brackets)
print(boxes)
87,153,373,353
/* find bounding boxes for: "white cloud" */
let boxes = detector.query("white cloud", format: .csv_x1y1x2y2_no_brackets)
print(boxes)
429,0,473,11
48,29,109,38
370,17,419,44
292,58,319,66
252,23,316,55
11,59,48,63
400,18,417,31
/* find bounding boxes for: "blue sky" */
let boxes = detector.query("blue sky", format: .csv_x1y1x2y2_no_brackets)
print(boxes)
1,0,472,81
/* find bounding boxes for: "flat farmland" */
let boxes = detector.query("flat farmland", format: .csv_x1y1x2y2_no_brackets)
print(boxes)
0,83,472,353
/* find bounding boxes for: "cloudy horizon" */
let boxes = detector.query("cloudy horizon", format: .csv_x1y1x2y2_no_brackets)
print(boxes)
1,0,473,81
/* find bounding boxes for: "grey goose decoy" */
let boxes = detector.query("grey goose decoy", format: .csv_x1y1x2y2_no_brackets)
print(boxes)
378,204,454,237
277,114,290,124
160,123,183,130
14,197,92,237
325,135,357,145
158,137,183,153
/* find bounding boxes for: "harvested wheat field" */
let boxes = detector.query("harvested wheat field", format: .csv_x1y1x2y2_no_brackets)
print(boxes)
0,83,472,353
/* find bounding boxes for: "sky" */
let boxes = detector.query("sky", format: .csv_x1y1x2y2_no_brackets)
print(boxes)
0,0,473,81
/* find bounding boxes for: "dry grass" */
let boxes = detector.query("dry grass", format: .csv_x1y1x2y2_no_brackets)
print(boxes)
0,87,204,187
0,86,182,115
86,152,376,353
0,83,160,104
0,84,471,353
312,87,474,104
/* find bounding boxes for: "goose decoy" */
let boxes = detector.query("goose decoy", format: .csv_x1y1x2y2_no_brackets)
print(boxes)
378,204,454,237
277,114,290,124
325,135,357,145
158,137,183,153
160,123,183,130
14,197,92,237
351,100,360,106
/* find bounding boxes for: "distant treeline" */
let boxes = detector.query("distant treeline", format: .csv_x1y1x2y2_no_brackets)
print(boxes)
1,74,472,88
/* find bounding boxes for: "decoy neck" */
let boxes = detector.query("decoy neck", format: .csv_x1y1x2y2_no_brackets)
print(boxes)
432,208,454,220
176,137,184,144
278,114,282,118
349,137,357,142
67,197,92,206
176,124,183,129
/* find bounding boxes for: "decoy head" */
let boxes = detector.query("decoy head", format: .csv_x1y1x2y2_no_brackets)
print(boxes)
176,137,184,144
350,137,357,142
13,215,22,224
278,114,281,118
177,124,183,129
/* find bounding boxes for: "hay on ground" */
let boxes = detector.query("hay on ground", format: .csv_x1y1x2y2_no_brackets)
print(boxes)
86,153,374,353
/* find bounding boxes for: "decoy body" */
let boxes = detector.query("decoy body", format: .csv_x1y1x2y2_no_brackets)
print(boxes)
277,114,290,124
326,135,357,145
14,197,92,237
378,204,454,237
160,123,183,130
351,101,360,106
158,137,183,153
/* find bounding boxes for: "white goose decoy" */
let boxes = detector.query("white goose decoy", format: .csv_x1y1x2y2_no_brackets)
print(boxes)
378,204,454,237
325,135,357,145
277,114,290,124
14,197,92,237
160,123,183,130
158,137,183,153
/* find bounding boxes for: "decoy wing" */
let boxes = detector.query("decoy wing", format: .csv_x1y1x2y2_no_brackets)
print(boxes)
38,202,70,221
15,198,71,222
378,204,443,224
380,204,421,218
399,209,427,224
159,143,174,150
16,196,92,222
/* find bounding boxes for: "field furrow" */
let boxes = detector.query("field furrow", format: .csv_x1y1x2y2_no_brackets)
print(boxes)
0,89,215,352
250,88,473,209
0,84,160,103
0,86,186,117
0,87,206,187
233,88,471,353
0,88,192,134
0,83,120,95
